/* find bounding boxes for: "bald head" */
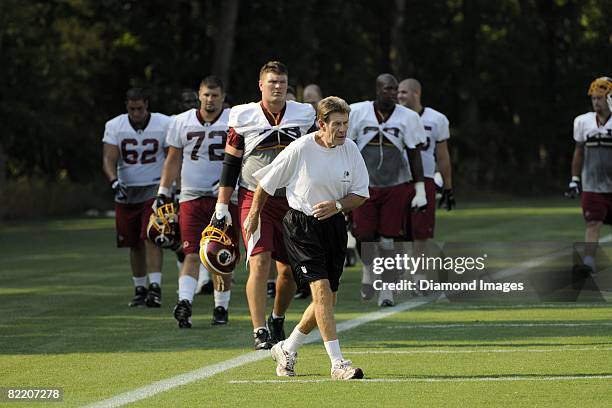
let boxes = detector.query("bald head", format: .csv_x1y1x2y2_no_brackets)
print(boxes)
303,83,323,108
375,73,399,111
398,78,422,111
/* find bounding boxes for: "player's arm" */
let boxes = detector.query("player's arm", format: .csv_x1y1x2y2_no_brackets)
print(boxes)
565,142,584,198
213,128,244,227
436,141,452,189
436,141,455,210
154,146,182,210
243,184,269,242
103,143,127,199
407,145,427,212
102,143,119,182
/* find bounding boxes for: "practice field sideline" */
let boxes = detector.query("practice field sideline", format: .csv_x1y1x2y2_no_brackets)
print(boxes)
1,198,611,407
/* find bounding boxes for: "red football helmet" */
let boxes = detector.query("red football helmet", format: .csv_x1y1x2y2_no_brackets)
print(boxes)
147,203,181,250
199,224,239,276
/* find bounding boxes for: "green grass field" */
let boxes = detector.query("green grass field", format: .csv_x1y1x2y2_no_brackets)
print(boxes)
1,198,611,407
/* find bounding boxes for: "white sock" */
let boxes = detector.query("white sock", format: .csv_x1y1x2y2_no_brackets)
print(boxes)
584,255,595,268
283,327,307,354
324,339,344,364
214,290,231,309
133,276,147,287
178,275,197,302
361,265,372,284
272,312,284,319
148,272,162,285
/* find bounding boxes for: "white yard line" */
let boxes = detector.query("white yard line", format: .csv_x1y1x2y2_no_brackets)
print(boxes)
228,374,612,384
82,299,429,408
345,347,612,355
83,235,612,407
387,322,612,329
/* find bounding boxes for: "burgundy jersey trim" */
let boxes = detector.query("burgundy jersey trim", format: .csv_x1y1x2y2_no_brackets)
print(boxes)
227,128,245,150
196,109,224,127
129,113,152,132
259,101,287,126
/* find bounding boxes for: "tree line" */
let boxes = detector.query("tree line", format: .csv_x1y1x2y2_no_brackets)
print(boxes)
1,0,610,211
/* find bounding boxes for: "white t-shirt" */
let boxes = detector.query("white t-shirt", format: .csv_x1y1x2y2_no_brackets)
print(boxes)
102,113,171,186
254,133,370,216
166,108,229,200
419,107,450,178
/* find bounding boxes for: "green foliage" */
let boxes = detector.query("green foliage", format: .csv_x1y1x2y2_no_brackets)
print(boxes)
1,0,611,203
1,177,112,220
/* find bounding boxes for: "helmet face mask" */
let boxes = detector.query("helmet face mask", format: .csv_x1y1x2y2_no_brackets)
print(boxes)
147,203,181,250
199,224,239,276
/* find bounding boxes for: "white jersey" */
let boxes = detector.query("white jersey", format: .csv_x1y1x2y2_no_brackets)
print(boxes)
102,113,171,186
166,108,230,200
348,101,426,187
419,107,450,178
573,112,612,192
228,100,316,194
254,133,370,216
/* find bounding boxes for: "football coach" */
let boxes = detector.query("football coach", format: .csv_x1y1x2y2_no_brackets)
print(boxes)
243,96,370,380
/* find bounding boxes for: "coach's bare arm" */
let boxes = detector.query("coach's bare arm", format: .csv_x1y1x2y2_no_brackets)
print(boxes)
243,184,270,242
313,193,367,221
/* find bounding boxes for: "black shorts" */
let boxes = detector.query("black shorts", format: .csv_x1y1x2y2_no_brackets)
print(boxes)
282,209,347,292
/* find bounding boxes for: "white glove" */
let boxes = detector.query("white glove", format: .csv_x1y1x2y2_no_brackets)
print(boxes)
411,181,427,212
212,202,232,228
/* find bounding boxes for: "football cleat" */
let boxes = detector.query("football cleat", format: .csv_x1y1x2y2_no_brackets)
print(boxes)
360,283,375,301
379,299,395,307
147,203,181,250
173,299,192,328
331,359,364,380
145,283,162,307
253,328,274,350
211,306,229,325
128,286,148,307
271,341,297,377
268,313,286,343
199,224,239,276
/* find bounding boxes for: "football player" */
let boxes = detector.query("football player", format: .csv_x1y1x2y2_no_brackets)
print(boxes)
303,83,323,110
156,76,239,327
348,74,427,307
214,61,317,349
398,78,454,292
102,88,171,307
566,76,612,274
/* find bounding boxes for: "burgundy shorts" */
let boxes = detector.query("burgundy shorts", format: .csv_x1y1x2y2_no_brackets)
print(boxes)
179,197,240,255
238,188,290,263
407,178,437,240
581,192,612,225
115,199,154,248
351,183,412,239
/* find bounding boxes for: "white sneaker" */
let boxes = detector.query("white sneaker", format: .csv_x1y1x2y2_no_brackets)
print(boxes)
331,359,364,380
271,341,297,377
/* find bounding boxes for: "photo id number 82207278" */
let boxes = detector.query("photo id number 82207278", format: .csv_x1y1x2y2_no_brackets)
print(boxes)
1,388,63,402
